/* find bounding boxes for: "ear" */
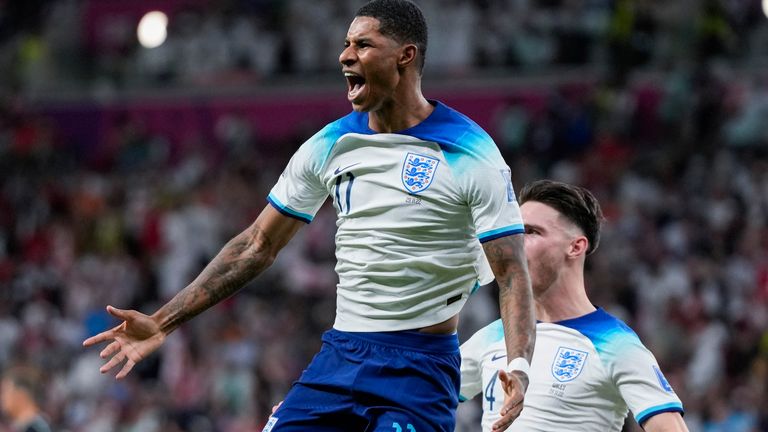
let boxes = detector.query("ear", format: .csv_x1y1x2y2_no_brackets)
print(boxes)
398,44,418,69
568,236,589,259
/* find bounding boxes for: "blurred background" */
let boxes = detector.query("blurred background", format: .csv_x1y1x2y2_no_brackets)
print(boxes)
1,0,767,431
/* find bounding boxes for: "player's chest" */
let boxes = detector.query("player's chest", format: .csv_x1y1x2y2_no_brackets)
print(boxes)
321,144,459,215
527,331,609,400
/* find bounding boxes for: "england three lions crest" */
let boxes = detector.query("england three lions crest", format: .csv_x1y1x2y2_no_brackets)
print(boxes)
551,347,588,382
402,153,439,194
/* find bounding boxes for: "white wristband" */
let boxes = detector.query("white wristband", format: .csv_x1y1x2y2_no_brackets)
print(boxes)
506,357,530,377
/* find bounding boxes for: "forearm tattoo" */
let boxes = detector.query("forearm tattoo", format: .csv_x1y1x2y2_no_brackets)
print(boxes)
484,236,535,363
158,224,274,333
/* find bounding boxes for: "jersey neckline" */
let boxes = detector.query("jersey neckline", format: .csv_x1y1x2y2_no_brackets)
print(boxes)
352,100,447,135
537,306,608,328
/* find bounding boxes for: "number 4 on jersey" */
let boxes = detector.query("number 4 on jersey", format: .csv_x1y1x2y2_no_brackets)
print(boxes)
485,370,499,411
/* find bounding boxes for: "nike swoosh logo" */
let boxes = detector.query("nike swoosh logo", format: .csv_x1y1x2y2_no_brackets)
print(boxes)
491,353,506,362
334,162,361,175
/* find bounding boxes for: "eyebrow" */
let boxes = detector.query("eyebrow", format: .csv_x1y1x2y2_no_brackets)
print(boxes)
347,37,372,44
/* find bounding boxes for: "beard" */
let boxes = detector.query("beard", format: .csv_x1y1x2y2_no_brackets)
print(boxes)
531,255,559,297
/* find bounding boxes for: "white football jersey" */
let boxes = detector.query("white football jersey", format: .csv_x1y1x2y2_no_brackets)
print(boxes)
269,101,524,332
460,309,684,431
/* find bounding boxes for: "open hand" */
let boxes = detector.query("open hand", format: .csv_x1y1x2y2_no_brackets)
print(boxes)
82,305,165,379
492,370,527,431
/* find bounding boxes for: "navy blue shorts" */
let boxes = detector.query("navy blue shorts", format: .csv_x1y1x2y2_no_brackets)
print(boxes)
263,328,460,432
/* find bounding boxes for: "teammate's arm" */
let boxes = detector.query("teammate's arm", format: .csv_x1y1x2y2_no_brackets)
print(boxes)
83,204,305,379
482,233,535,429
642,412,689,432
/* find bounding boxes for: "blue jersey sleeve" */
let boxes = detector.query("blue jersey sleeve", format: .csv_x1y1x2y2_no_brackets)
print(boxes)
268,123,340,222
575,311,685,425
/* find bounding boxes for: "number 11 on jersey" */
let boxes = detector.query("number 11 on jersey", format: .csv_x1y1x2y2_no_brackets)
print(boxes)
334,172,355,214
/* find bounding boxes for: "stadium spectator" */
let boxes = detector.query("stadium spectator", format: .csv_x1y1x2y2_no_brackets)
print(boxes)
1,365,52,432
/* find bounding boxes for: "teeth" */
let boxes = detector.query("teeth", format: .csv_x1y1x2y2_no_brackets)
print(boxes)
344,72,357,77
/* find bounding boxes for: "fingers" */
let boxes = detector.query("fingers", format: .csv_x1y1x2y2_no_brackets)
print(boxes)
498,370,522,395
492,371,525,431
497,371,524,416
115,358,136,380
83,332,109,347
83,307,130,348
100,341,121,359
500,399,523,418
492,417,511,431
491,409,519,432
106,305,133,321
99,351,126,374
84,305,144,380
498,371,518,396
498,369,511,385
83,326,119,347
99,347,138,379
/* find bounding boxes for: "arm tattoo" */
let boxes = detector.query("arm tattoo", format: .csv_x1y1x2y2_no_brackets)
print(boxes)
157,224,274,334
484,235,536,365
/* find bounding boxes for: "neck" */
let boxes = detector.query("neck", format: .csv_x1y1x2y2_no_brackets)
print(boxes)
368,78,433,132
534,266,595,322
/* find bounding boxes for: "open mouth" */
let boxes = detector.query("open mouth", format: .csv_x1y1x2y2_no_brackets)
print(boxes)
345,72,366,100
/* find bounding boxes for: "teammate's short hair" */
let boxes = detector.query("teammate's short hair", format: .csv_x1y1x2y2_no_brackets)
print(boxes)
520,180,605,255
356,0,428,73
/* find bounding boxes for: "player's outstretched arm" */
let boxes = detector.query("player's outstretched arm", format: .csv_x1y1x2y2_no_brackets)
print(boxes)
482,233,535,429
83,204,305,379
642,412,689,432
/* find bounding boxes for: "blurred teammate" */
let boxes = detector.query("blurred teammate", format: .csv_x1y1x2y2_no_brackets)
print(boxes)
83,1,535,430
460,180,687,431
1,366,52,432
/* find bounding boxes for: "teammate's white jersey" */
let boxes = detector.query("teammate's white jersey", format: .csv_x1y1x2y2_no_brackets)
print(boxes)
269,101,524,332
460,309,684,431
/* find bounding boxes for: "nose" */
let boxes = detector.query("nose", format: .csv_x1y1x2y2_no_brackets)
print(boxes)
339,45,356,67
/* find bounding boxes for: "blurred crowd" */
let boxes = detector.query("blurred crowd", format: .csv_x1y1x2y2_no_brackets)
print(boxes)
1,0,768,97
2,69,768,431
1,1,768,432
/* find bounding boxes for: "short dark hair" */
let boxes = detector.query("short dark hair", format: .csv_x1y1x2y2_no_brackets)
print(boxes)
356,0,428,72
519,180,605,255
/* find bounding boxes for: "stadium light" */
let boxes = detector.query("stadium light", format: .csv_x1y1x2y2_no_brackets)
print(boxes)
137,11,168,49
764,0,768,18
